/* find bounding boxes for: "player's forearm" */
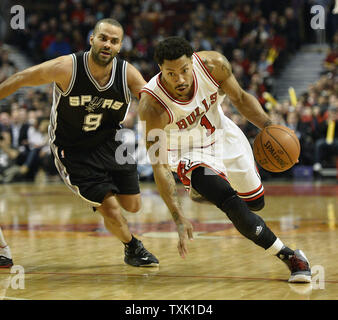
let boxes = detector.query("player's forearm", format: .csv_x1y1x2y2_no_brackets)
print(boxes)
0,72,26,100
152,164,185,223
234,91,272,130
0,61,60,100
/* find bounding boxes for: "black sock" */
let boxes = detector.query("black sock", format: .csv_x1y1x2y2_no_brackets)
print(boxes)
123,235,139,247
276,246,295,259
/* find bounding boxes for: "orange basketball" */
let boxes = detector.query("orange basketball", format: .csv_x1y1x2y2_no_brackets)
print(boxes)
253,125,300,172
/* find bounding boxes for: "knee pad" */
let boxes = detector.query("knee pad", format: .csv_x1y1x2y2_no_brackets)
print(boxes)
218,194,259,238
218,195,276,249
246,196,265,211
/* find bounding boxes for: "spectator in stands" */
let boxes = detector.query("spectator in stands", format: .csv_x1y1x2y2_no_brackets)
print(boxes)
71,2,85,23
285,111,315,165
46,32,72,59
284,7,301,53
18,117,49,180
4,107,30,180
0,131,18,183
36,119,58,180
0,111,11,132
230,113,259,145
313,105,338,172
0,61,17,84
0,49,17,72
9,107,29,151
323,43,338,72
269,109,286,126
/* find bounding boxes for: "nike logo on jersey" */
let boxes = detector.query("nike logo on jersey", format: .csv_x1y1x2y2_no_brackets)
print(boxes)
69,95,124,111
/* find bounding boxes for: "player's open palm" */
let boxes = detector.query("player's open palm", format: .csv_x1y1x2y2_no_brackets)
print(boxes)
176,217,194,259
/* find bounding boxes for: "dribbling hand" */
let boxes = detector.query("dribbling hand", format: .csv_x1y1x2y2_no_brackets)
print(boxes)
176,217,194,259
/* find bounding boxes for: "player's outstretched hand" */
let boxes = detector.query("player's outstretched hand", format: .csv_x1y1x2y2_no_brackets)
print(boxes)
176,217,194,259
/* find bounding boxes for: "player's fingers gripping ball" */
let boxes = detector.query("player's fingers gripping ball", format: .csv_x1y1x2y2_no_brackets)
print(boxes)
253,125,300,172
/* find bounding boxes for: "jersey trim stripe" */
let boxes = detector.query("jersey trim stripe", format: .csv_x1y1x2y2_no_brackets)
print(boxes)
48,85,62,145
122,61,131,103
156,70,198,105
54,53,77,96
176,161,229,190
193,53,220,88
50,144,101,206
237,184,265,201
83,52,116,91
241,191,265,202
120,101,131,123
140,88,174,124
237,184,264,196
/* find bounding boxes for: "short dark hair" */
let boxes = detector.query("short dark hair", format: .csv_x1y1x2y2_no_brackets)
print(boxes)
93,18,123,36
154,36,194,65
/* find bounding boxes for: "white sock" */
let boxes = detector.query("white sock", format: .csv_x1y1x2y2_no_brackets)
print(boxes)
0,227,7,247
0,246,11,259
0,228,11,259
266,237,284,255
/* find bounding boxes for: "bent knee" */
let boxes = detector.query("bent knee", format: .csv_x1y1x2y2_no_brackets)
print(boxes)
246,196,265,211
124,203,141,213
122,198,141,213
98,206,121,220
189,188,211,204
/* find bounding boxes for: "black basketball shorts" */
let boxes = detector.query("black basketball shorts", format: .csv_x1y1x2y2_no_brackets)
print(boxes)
51,139,140,207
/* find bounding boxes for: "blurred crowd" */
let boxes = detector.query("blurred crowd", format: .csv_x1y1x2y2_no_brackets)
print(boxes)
0,0,337,183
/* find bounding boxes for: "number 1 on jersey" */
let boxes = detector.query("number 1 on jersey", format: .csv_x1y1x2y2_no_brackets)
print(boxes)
200,115,215,136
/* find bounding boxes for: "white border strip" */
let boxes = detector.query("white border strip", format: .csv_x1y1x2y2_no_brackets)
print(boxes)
84,52,116,91
54,53,77,96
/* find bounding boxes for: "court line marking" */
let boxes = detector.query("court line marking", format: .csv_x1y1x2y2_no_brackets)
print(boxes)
6,271,337,284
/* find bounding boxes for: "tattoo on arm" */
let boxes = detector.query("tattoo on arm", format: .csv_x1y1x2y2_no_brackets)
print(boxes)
164,168,181,221
202,58,214,73
263,120,273,128
202,55,232,86
221,55,232,78
146,136,182,222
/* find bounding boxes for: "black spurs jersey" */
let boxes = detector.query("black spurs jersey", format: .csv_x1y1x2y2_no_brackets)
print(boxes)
49,51,131,150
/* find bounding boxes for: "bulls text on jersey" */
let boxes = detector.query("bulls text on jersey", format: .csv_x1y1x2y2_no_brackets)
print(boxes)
175,92,217,132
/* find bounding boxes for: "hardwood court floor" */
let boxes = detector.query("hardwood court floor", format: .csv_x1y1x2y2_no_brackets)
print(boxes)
0,180,337,300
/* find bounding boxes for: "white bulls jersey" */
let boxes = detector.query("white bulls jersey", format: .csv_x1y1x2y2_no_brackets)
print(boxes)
141,52,264,203
142,53,227,150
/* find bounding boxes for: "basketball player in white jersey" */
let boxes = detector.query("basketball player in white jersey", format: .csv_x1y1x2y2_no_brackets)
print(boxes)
0,19,158,268
139,37,311,282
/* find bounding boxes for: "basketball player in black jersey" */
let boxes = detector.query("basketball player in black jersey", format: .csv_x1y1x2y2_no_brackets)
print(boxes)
139,37,311,282
0,18,159,268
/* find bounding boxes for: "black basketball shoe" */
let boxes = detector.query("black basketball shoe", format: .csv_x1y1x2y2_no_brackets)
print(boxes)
124,239,159,267
0,256,13,268
277,249,311,283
